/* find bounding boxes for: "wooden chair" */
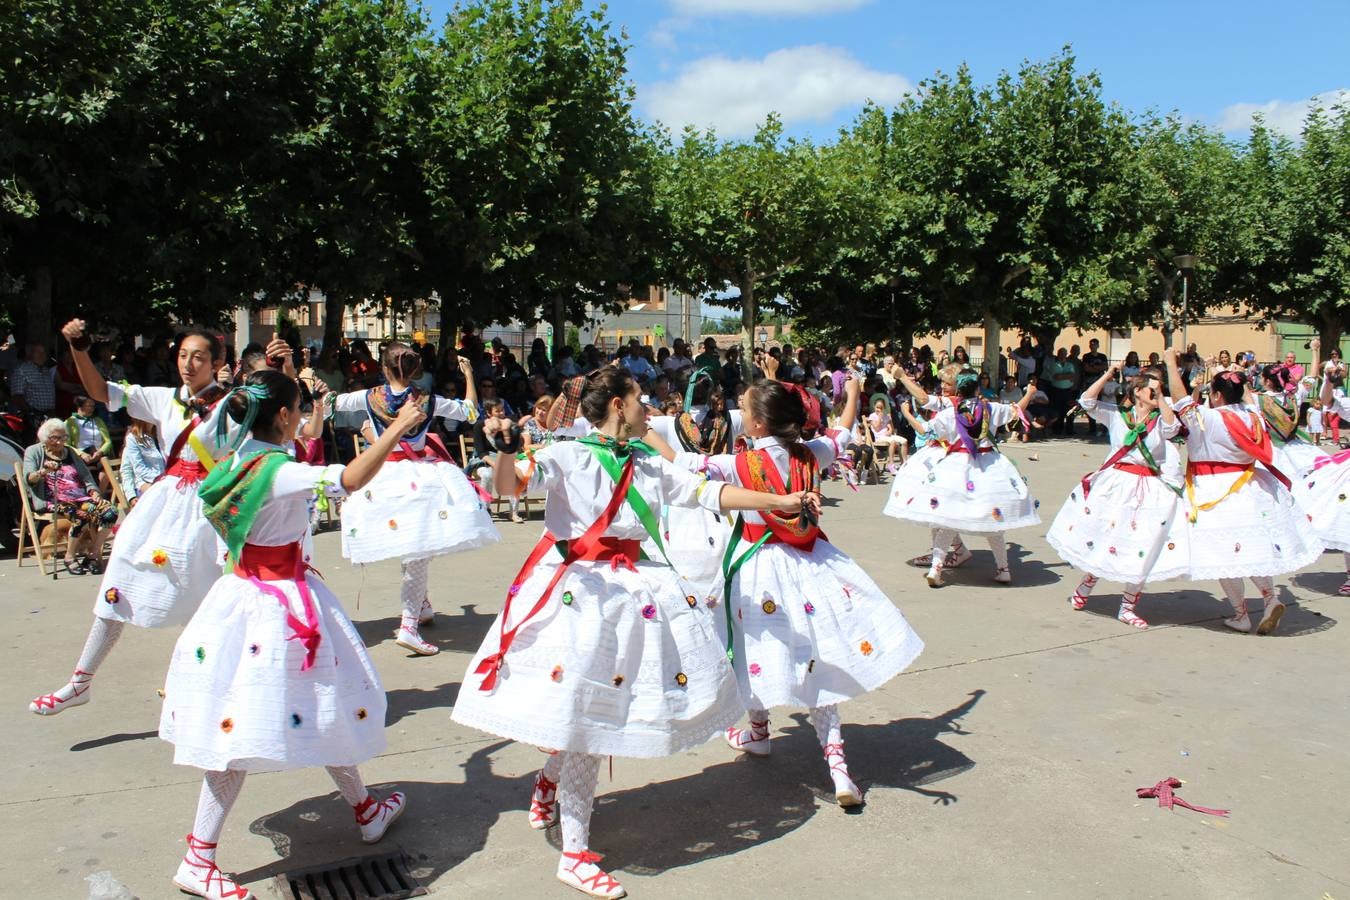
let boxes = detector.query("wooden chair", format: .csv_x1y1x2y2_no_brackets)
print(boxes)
857,423,885,485
13,461,69,578
101,457,131,515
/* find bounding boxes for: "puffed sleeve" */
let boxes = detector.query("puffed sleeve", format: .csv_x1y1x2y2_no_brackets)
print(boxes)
1078,396,1118,427
520,444,565,493
647,455,725,514
270,461,349,500
433,396,478,424
331,390,367,414
107,382,172,425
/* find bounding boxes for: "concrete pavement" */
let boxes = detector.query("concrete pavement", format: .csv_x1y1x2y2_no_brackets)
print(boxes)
3,436,1348,898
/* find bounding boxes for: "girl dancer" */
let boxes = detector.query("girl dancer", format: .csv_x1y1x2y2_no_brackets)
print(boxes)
887,372,1038,587
882,365,971,569
1162,348,1321,633
667,374,924,807
160,370,417,900
452,367,811,898
644,368,744,598
1306,357,1350,594
331,343,498,655
28,319,242,715
1046,365,1187,628
1256,355,1327,483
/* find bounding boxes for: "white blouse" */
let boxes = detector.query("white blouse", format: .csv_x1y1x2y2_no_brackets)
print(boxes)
925,402,1020,449
220,439,347,547
674,432,850,527
517,434,724,540
108,383,236,462
332,389,475,451
1174,398,1268,464
1080,398,1180,467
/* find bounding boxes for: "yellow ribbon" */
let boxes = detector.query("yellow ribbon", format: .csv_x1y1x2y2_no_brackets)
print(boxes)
1185,467,1254,523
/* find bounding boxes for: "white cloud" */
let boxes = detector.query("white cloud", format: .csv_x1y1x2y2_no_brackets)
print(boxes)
671,0,871,14
644,45,910,138
1218,88,1348,137
648,17,690,50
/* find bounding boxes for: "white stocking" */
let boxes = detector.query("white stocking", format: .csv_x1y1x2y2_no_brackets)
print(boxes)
809,704,850,780
400,558,430,629
541,750,563,783
326,765,368,807
1074,573,1098,599
190,769,246,852
1251,576,1275,604
1219,578,1247,616
559,752,602,854
74,617,125,681
747,707,769,739
931,529,957,570
986,533,1009,571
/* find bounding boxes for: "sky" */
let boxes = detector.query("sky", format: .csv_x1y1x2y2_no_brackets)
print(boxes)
423,0,1348,142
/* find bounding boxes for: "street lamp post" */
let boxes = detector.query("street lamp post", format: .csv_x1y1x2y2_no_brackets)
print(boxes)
756,327,768,348
1174,254,1196,350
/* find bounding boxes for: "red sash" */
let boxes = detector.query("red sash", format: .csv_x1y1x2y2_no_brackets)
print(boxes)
234,541,322,671
1112,462,1154,477
388,432,453,463
733,448,822,551
474,458,637,691
1216,408,1291,489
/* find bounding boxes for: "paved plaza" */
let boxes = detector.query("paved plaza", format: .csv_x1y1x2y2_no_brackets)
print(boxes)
4,437,1348,898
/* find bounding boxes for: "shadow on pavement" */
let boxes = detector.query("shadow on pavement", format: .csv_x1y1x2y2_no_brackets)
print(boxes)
1076,586,1337,637
236,691,985,888
240,739,527,888
70,730,158,752
912,544,1062,589
540,689,985,876
384,681,460,728
352,603,496,654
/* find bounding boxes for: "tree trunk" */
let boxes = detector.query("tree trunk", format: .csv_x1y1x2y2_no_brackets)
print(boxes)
981,313,1001,378
28,265,52,350
739,260,756,383
1319,308,1344,362
322,292,345,356
552,292,566,355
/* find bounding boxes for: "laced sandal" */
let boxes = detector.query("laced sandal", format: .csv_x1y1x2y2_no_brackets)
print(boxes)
907,553,934,568
172,834,253,899
29,673,92,716
1117,592,1149,629
992,566,1012,584
354,791,406,844
823,742,863,807
395,624,439,656
947,544,973,568
417,598,435,627
557,850,626,899
1223,599,1252,633
724,720,771,757
1257,597,1286,636
1338,578,1350,597
528,773,558,830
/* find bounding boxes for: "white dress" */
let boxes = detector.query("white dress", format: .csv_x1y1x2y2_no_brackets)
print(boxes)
681,434,924,711
451,436,742,758
159,442,385,772
334,389,499,565
884,400,1040,532
1299,393,1350,551
95,383,234,628
882,395,954,520
1174,398,1322,579
645,407,744,598
1045,398,1190,584
1258,388,1327,479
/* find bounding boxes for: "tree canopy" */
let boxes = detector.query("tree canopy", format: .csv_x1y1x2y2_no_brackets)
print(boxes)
2,3,1347,349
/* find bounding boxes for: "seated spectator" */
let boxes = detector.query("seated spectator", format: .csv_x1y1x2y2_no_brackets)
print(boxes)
520,396,554,448
120,418,165,506
23,419,117,575
977,373,997,400
65,394,112,490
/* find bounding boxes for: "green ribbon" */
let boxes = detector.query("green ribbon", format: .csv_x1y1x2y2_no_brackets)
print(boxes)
718,515,771,662
576,435,670,563
1114,408,1183,498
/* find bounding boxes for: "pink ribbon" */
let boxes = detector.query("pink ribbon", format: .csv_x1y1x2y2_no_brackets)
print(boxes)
1313,449,1350,471
248,572,321,672
1136,778,1229,817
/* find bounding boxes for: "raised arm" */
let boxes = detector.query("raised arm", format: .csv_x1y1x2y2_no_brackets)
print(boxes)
895,367,929,406
1016,376,1037,411
835,375,863,432
58,319,109,403
458,357,478,408
1081,362,1120,403
899,400,929,434
1163,347,1185,402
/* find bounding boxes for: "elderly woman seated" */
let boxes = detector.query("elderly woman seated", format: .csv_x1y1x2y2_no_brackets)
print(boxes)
23,418,118,574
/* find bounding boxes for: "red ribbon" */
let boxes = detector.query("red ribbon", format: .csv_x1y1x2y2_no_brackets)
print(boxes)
1217,408,1291,490
235,542,321,671
1136,778,1229,817
1081,414,1160,500
474,461,637,692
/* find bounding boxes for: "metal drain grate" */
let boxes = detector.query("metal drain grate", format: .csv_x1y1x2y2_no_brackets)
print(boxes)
273,851,429,900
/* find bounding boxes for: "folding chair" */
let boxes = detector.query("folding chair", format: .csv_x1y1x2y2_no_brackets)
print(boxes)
101,457,131,515
14,461,69,578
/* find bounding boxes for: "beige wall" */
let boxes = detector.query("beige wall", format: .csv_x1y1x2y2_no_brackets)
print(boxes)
919,308,1288,367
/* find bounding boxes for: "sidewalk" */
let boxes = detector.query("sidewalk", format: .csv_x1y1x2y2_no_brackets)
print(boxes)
3,437,1348,898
